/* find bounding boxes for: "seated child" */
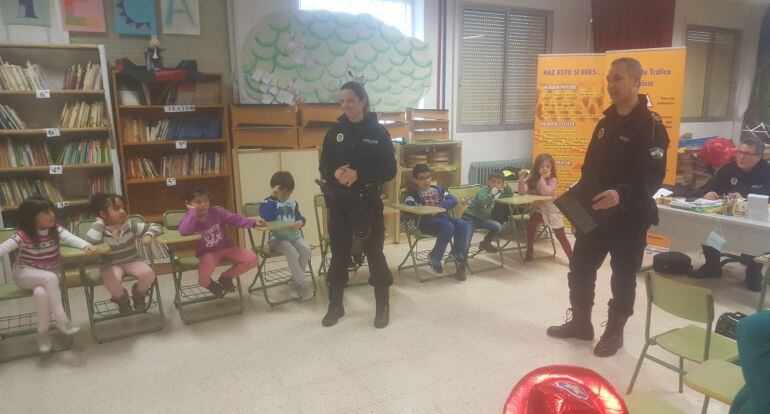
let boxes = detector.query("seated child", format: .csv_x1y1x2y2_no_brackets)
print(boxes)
462,171,513,253
405,164,469,280
84,193,162,313
179,186,264,295
259,171,313,301
0,197,95,352
518,153,572,261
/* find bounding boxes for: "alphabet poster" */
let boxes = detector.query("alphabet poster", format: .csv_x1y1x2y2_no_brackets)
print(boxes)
0,0,51,27
61,0,106,33
113,0,156,36
161,0,199,35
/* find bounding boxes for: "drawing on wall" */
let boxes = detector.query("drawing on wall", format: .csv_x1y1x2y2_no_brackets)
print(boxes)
114,0,156,36
240,10,432,111
0,0,51,27
61,0,106,32
161,0,200,35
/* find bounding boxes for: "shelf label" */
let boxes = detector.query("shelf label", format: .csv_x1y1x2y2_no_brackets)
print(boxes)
49,165,63,175
44,128,61,137
175,140,187,149
164,105,196,113
35,89,51,99
55,201,70,209
166,177,177,187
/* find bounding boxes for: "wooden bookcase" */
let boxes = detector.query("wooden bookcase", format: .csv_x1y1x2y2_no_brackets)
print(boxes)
0,43,120,228
110,71,233,223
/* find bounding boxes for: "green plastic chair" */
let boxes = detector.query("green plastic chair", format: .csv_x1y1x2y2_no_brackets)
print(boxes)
163,209,243,324
627,272,738,412
0,227,72,362
755,255,769,311
395,198,458,283
684,359,745,414
312,194,368,287
244,202,316,306
624,393,686,414
447,184,504,273
73,215,165,343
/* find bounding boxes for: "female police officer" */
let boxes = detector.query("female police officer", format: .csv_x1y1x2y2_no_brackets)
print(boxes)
318,81,397,329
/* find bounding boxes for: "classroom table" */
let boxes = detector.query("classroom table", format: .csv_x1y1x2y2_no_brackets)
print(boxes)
495,194,554,261
157,230,201,245
390,204,447,216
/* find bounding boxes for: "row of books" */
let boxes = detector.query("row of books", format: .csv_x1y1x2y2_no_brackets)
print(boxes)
60,101,107,128
89,175,115,195
154,82,220,105
56,139,111,165
161,150,222,177
0,139,53,168
0,178,64,207
123,117,222,142
127,157,160,179
0,103,27,129
0,59,47,91
63,62,102,90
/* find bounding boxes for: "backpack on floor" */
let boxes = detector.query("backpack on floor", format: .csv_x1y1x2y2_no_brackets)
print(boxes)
653,252,693,275
716,312,748,339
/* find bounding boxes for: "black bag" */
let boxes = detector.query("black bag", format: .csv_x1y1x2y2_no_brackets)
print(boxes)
653,252,693,275
715,312,748,339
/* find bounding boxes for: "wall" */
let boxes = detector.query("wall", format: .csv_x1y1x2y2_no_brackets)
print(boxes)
674,0,766,142
69,0,232,100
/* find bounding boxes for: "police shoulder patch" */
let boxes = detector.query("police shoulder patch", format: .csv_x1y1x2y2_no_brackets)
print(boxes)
651,111,663,124
336,133,344,142
730,177,738,186
649,147,664,160
597,127,605,139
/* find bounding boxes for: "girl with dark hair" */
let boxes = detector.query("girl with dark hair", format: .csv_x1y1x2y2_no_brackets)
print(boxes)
318,81,397,328
0,197,95,352
518,153,573,261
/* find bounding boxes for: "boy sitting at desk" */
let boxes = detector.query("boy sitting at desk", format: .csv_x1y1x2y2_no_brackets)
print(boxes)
404,164,469,280
462,171,513,254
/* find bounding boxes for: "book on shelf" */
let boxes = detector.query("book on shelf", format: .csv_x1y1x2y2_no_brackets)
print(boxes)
59,101,107,128
127,157,160,179
161,150,222,177
0,103,27,129
0,58,48,91
0,178,64,208
154,82,220,105
89,175,115,195
56,139,111,165
123,117,222,142
0,139,53,168
63,62,102,90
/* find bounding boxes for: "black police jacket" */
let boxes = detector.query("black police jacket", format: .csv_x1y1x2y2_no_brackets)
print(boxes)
582,95,670,228
697,160,770,198
319,113,397,189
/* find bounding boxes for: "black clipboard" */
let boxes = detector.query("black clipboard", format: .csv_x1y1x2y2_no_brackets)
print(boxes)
554,175,616,234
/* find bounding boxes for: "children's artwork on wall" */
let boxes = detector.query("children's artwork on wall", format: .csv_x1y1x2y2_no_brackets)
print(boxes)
240,10,433,111
113,0,156,36
60,0,106,32
160,0,199,36
0,0,51,27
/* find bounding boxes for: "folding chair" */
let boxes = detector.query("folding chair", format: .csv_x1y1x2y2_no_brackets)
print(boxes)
0,227,72,361
73,215,165,343
627,272,738,414
498,201,556,261
447,184,504,273
313,194,369,287
396,205,458,283
163,210,243,324
243,202,317,306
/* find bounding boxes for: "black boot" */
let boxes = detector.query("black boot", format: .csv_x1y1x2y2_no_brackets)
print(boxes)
695,244,722,278
743,255,763,292
322,286,345,327
594,311,629,357
546,307,594,340
374,286,389,329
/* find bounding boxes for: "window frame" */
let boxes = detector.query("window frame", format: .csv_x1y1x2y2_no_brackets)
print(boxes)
298,0,417,38
456,3,553,133
682,24,742,123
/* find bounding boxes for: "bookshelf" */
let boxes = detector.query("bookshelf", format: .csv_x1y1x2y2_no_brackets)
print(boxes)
111,71,233,223
0,43,120,227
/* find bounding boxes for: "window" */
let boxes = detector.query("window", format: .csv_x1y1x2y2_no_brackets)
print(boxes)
299,0,414,37
682,26,740,121
458,6,550,131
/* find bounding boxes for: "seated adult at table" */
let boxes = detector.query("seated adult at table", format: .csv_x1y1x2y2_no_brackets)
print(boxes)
730,310,770,414
695,137,770,290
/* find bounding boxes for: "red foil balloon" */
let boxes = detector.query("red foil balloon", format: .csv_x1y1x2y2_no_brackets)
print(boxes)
503,365,628,414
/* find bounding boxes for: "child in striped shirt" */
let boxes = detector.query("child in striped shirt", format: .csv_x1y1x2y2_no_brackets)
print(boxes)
0,197,95,353
84,193,163,313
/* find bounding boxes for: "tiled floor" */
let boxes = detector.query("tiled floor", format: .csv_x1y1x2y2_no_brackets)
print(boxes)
0,236,756,413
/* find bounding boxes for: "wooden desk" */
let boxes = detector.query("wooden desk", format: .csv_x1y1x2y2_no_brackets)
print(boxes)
390,204,446,216
158,230,201,245
495,194,553,206
496,194,554,261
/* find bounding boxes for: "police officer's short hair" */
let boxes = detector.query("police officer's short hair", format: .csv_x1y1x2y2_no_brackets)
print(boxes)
412,163,430,178
270,171,295,191
612,57,643,81
740,136,766,158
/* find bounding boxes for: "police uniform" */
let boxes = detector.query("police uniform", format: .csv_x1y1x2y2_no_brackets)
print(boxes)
319,113,397,290
698,159,770,198
568,94,669,318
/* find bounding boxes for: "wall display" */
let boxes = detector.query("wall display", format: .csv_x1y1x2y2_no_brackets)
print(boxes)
0,0,50,27
60,0,106,33
239,10,432,111
160,0,199,36
113,0,156,36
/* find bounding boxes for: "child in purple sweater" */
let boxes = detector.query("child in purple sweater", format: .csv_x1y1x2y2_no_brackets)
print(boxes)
178,186,264,294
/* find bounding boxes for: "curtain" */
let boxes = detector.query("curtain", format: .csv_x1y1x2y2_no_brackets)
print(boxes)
591,0,675,53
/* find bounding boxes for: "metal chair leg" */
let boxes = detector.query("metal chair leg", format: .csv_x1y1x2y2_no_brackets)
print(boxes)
627,342,649,394
678,357,684,393
700,396,710,414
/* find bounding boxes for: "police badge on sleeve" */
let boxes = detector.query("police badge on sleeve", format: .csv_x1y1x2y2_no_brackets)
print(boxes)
649,147,664,160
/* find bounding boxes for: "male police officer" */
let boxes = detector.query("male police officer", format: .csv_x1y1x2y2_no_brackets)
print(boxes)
547,57,670,357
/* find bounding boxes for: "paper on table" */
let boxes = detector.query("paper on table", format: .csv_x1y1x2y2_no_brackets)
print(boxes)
653,188,673,199
747,194,770,221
